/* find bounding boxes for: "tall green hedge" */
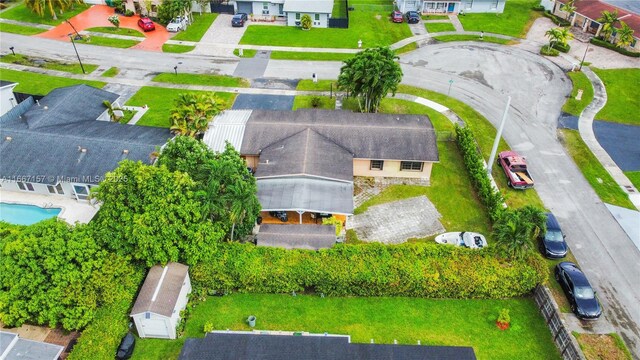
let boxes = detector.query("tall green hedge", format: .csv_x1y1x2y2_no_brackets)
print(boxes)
589,37,640,58
192,242,547,299
455,125,505,221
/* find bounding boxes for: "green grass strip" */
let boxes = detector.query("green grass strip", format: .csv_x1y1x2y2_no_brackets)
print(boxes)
0,54,98,74
85,26,145,37
77,35,140,48
270,51,354,61
563,71,594,116
425,22,456,33
101,67,120,77
152,73,250,88
0,68,105,95
162,44,195,53
433,34,513,45
0,22,46,35
233,49,257,58
292,95,336,110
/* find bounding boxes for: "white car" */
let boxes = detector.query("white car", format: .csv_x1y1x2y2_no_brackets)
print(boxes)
435,232,487,249
166,16,187,32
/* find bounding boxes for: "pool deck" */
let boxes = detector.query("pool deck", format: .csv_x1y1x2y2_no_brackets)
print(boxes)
0,190,99,225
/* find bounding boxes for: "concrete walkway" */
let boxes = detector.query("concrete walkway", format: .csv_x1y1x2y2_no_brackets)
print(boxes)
578,67,640,212
448,14,465,32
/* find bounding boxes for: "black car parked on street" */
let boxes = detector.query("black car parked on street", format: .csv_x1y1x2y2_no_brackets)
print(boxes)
555,262,602,320
540,212,568,258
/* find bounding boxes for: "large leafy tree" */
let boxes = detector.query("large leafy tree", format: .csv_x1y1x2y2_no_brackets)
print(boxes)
0,220,136,330
170,93,226,138
156,0,191,25
91,160,225,266
25,0,84,20
492,206,546,260
616,22,635,48
338,47,403,113
157,136,217,186
597,10,619,41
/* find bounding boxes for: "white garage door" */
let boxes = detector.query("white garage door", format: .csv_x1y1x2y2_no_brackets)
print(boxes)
143,319,170,338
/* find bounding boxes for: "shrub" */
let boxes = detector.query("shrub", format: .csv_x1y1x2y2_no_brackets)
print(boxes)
108,15,120,29
540,45,559,56
191,242,547,299
531,5,546,11
203,321,215,333
590,37,640,57
125,9,134,16
543,11,571,27
551,42,570,53
310,96,322,108
496,308,510,330
454,125,505,222
301,14,312,30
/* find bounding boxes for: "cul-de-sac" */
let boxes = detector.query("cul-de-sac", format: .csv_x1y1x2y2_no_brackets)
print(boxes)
0,0,638,358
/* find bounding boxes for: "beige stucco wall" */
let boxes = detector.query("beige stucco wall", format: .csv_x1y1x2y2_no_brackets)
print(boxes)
244,155,259,170
353,159,433,180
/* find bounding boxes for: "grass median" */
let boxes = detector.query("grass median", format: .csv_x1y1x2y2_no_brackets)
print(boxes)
433,34,514,45
425,22,456,33
0,22,46,35
563,71,593,116
152,73,250,88
592,68,640,125
162,44,195,53
85,26,145,37
0,54,98,74
0,68,105,95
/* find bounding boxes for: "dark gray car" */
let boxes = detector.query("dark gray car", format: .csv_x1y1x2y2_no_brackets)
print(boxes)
540,212,568,258
232,13,248,27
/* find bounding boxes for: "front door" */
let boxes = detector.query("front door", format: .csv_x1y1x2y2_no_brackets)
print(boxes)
447,2,455,12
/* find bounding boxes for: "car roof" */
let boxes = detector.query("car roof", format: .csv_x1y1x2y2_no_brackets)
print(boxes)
559,262,591,287
233,13,245,17
140,18,152,22
545,212,562,231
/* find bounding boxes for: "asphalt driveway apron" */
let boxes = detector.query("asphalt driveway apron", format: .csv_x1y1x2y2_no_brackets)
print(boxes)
232,94,294,110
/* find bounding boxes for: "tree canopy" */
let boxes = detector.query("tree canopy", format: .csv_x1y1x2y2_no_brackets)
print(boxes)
170,93,225,137
492,206,547,260
24,0,84,19
337,47,403,113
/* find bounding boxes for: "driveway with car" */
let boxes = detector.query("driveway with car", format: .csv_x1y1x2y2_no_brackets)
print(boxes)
192,14,249,57
36,5,169,52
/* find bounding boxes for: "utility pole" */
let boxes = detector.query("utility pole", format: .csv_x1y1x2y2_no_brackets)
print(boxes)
68,33,86,74
579,43,590,71
487,96,511,174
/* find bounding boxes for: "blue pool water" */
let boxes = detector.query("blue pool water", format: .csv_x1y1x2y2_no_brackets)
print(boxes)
0,202,61,225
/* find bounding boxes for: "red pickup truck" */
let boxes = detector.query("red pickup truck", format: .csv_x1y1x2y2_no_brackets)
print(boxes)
498,151,534,189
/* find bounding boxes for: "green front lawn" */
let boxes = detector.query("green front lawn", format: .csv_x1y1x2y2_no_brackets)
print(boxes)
296,79,335,91
561,129,635,209
425,22,456,33
85,26,145,37
131,294,560,360
592,68,640,125
562,71,594,116
270,51,355,61
233,49,257,58
171,13,217,42
0,22,46,35
240,9,413,48
332,0,347,18
433,34,514,45
0,53,98,74
162,44,195,53
78,35,140,48
152,73,250,88
395,42,418,54
101,67,119,77
125,87,237,127
458,0,541,38
396,85,544,209
624,171,640,190
292,95,336,110
0,68,105,95
0,3,90,25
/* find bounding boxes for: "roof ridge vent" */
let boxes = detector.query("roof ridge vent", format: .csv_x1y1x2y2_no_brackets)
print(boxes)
151,265,170,302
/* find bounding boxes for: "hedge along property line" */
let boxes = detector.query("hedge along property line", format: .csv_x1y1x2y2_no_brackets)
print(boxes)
589,37,640,58
192,242,547,299
455,125,505,222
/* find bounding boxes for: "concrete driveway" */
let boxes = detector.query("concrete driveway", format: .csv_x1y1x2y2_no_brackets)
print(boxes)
399,43,640,355
192,14,249,57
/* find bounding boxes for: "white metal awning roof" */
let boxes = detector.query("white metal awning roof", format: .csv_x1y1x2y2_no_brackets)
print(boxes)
203,110,252,153
257,177,354,215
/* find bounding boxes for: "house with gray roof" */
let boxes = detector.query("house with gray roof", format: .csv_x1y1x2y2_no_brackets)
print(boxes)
0,85,171,201
0,331,64,360
233,0,333,28
204,109,438,222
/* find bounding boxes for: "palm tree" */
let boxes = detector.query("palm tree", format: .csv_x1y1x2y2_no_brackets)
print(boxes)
615,21,635,48
597,10,619,41
25,0,84,20
560,0,576,20
492,206,546,260
102,100,123,122
170,93,225,137
545,27,563,48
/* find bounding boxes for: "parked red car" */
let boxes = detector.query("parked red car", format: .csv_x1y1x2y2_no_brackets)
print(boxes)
391,10,403,23
137,17,155,32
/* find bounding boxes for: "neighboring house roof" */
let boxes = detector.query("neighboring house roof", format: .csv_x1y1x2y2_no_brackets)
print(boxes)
255,128,354,182
0,86,170,185
131,262,189,318
257,224,337,250
0,80,16,89
283,0,333,13
558,0,640,33
203,110,252,153
179,332,477,360
0,331,64,360
241,109,438,162
258,176,354,215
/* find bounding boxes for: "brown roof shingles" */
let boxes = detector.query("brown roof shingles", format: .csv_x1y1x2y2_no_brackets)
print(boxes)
558,0,640,33
130,262,189,318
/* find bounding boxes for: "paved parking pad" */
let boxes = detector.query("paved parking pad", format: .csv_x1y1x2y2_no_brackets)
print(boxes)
347,196,445,244
593,121,640,171
232,94,294,110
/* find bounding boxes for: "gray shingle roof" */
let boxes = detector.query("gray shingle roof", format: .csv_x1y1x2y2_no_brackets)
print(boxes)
0,331,64,360
283,0,333,13
178,332,477,360
258,177,354,215
0,86,170,185
255,128,354,182
241,109,438,162
0,80,16,88
257,224,336,250
131,262,189,318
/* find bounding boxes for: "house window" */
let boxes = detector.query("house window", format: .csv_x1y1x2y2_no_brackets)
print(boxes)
370,160,384,170
145,312,151,319
315,13,320,21
262,2,269,15
47,185,56,194
47,183,65,195
296,13,300,20
400,161,423,171
56,183,64,194
17,181,26,191
17,182,35,191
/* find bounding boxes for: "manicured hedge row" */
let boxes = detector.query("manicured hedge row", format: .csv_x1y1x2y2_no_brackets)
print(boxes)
552,42,570,53
192,242,547,299
540,45,560,56
543,11,571,27
455,125,505,221
590,37,640,57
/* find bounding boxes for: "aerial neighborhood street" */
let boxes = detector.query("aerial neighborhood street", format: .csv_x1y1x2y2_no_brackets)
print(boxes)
0,0,639,359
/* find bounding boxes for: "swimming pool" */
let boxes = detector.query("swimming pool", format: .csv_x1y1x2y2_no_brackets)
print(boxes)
0,202,62,225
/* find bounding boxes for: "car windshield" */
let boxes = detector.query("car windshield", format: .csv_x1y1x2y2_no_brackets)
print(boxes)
545,231,564,242
574,286,595,299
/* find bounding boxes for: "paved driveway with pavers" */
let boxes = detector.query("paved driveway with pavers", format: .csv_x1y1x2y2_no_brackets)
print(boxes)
347,196,445,244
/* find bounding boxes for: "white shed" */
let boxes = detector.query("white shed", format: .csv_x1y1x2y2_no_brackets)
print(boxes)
131,262,192,340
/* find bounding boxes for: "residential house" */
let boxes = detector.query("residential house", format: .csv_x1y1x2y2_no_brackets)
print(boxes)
234,0,333,27
179,331,477,359
0,85,171,201
131,263,192,340
203,109,439,221
541,0,640,51
397,0,506,15
0,81,18,117
0,331,64,360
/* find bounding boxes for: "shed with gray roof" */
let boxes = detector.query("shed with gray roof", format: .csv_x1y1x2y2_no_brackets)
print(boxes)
131,262,192,340
257,224,337,250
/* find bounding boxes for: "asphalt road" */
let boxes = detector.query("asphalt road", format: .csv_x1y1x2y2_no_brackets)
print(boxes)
2,33,639,356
